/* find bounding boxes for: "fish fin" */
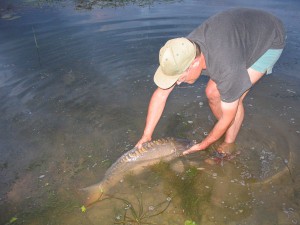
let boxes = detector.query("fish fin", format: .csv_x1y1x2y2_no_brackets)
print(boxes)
78,184,105,207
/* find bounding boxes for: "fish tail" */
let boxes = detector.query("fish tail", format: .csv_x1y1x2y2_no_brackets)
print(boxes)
78,184,105,207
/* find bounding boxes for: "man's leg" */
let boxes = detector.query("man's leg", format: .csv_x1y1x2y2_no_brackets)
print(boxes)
206,79,235,153
205,68,265,153
224,68,265,146
205,79,222,120
223,92,246,144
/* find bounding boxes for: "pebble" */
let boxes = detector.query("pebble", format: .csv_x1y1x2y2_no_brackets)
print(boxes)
116,215,121,220
197,167,205,170
287,89,296,94
148,206,154,211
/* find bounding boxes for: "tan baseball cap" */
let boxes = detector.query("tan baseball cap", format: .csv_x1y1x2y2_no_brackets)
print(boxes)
154,37,196,89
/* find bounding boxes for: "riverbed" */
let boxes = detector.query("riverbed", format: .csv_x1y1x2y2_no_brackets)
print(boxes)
0,0,300,224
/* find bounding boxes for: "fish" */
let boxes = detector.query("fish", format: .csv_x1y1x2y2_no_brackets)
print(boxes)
79,137,191,206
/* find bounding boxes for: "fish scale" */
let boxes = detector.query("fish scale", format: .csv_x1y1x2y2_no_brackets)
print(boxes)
79,137,191,206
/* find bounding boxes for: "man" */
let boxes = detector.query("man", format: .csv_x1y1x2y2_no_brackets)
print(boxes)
136,8,285,157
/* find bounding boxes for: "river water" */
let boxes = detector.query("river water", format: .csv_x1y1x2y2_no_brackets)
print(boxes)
0,0,300,224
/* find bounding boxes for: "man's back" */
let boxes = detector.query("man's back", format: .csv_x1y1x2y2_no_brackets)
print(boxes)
188,8,286,102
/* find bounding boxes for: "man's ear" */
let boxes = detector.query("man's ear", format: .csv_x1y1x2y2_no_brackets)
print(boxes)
191,57,200,68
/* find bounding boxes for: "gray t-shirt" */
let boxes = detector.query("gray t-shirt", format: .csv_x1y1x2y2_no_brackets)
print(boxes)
187,8,286,102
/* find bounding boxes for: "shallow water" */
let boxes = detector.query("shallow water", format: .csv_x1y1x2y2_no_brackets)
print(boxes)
0,0,300,224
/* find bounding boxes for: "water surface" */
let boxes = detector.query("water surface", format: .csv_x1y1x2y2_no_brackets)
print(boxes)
0,0,300,224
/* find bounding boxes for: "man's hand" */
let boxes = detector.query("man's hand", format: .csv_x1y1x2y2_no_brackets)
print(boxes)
183,99,240,155
135,135,151,149
182,142,205,155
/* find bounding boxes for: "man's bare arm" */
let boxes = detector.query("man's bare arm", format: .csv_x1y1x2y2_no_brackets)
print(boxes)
136,86,175,148
183,98,239,154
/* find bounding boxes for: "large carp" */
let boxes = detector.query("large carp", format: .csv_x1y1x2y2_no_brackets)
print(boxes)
79,137,191,206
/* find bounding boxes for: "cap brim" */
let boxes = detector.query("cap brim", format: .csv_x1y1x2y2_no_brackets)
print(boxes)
154,66,181,89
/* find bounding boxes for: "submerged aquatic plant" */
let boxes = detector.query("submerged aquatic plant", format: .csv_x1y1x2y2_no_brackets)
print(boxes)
80,205,87,213
184,220,197,225
6,217,18,224
32,26,42,67
99,194,172,225
150,161,211,223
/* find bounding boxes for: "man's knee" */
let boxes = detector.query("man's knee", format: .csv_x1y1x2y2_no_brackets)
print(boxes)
205,81,220,102
247,68,265,85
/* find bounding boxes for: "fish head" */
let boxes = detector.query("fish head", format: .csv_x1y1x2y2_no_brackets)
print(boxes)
171,138,193,156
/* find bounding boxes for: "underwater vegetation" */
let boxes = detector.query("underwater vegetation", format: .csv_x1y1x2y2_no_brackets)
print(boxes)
149,161,212,223
80,160,211,224
91,194,172,225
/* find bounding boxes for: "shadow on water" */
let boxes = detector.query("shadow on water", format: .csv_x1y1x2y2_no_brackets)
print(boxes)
1,0,300,224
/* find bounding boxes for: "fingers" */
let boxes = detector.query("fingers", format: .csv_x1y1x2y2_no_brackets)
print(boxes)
135,136,152,149
135,140,143,149
135,141,143,149
182,148,198,155
182,144,203,155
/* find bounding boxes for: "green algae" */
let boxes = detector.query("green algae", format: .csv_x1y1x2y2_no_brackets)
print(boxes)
150,161,212,223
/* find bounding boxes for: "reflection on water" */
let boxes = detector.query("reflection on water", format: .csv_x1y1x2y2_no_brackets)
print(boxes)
0,0,300,224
